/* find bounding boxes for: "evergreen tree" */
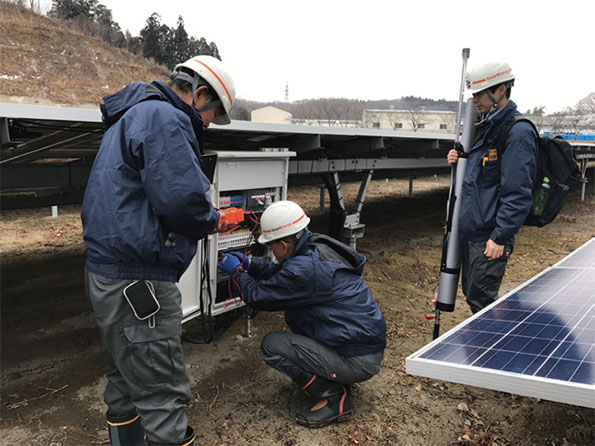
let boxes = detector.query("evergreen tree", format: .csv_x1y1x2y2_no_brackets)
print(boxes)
49,0,92,21
140,13,168,65
140,13,221,69
172,16,190,63
49,2,222,69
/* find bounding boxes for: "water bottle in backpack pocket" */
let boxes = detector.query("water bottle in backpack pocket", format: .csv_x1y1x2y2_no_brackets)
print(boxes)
530,177,550,217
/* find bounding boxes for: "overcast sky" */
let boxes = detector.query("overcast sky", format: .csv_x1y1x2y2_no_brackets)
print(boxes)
88,0,593,113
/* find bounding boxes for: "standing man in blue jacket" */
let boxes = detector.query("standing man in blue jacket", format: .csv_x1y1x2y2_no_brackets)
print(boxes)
447,61,537,313
81,55,235,446
217,201,386,428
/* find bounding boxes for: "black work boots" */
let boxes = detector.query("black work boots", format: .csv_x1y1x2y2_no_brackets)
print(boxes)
294,373,353,428
107,411,144,446
180,426,196,446
107,411,195,446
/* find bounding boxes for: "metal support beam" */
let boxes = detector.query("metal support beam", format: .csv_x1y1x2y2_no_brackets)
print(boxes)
325,136,384,157
572,146,595,203
323,172,346,241
578,157,589,202
322,170,373,249
0,130,99,165
290,157,447,175
1,117,12,148
290,134,321,153
353,170,372,217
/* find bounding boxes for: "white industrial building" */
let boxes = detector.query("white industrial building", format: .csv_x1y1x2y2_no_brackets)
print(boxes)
363,108,456,133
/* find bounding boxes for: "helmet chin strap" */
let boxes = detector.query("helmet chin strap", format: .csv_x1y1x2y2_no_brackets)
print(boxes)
486,91,505,116
474,91,503,125
193,98,222,114
171,69,221,114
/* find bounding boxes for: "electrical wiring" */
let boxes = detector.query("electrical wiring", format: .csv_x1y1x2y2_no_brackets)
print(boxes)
222,211,261,309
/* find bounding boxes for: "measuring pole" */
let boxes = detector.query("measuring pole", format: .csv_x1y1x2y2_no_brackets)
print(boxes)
433,48,474,340
454,48,470,139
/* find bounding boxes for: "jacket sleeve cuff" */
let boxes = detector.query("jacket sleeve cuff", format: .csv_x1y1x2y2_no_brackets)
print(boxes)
490,231,509,246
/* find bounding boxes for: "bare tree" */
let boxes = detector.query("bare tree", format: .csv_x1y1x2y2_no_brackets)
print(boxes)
526,106,547,133
438,113,454,133
575,92,595,114
565,111,586,140
406,106,425,132
361,111,377,128
378,108,403,130
549,112,568,134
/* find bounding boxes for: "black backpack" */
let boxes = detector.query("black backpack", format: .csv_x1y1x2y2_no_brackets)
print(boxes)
496,115,579,227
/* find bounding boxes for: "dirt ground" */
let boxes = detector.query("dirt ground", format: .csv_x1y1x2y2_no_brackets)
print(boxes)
1,174,594,446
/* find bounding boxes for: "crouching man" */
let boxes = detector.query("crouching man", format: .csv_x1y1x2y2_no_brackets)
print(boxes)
217,200,386,427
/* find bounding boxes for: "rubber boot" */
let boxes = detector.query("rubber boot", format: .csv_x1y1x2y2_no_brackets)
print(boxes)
180,425,195,446
294,373,353,428
107,412,145,446
146,425,195,446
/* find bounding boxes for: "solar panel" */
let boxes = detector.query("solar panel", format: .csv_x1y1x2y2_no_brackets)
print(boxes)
406,238,595,408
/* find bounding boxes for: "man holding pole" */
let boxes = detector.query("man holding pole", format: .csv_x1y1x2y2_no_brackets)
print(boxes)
447,61,538,314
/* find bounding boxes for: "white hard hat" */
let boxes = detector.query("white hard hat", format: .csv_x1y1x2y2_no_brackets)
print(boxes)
466,61,515,93
258,200,311,244
174,55,235,125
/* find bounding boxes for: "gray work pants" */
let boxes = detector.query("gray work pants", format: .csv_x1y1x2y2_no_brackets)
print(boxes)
84,270,190,445
461,239,514,314
260,332,383,384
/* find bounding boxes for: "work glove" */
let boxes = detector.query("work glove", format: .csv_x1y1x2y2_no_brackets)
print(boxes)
218,253,242,275
227,251,251,271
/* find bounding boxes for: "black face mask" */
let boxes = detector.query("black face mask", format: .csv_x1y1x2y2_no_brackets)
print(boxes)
184,97,205,150
193,97,223,116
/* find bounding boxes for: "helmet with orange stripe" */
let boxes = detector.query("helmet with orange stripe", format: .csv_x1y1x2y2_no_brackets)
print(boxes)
258,201,311,244
172,55,236,125
466,61,515,93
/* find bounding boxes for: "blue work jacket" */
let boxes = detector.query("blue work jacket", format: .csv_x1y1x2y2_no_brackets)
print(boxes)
459,101,538,245
81,81,219,282
235,231,387,357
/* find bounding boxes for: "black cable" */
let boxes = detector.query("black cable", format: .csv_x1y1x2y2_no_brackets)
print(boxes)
182,237,215,344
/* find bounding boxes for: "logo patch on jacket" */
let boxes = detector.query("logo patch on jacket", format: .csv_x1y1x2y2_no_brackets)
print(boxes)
488,149,498,161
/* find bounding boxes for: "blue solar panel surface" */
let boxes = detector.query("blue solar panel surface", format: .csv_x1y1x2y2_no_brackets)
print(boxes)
419,239,595,386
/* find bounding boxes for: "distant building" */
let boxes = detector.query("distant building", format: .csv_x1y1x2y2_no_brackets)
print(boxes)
291,118,362,128
363,108,456,133
251,106,292,124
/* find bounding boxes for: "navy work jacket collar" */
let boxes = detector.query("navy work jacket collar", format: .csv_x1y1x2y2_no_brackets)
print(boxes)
290,230,312,258
151,81,205,141
473,100,518,149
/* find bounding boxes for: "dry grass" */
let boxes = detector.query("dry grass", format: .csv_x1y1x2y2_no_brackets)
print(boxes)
0,2,170,106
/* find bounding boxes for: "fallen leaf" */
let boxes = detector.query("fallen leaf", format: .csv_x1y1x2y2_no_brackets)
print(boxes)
457,402,469,411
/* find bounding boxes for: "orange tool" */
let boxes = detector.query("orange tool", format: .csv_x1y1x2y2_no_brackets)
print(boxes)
219,207,245,225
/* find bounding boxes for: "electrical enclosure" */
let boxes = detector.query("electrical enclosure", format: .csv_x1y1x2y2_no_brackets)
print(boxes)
178,150,294,323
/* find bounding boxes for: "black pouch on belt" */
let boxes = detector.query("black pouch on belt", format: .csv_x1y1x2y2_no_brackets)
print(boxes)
123,280,160,320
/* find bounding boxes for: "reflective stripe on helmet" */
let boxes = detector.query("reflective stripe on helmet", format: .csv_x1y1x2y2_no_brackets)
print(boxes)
471,69,513,87
192,57,233,106
261,212,307,234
